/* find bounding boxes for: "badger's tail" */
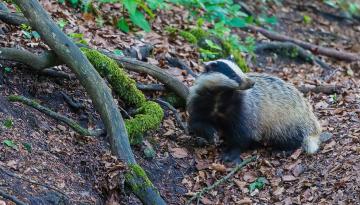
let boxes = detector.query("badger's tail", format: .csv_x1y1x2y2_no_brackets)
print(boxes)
302,135,321,154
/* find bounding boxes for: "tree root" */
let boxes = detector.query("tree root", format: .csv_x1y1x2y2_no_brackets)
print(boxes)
154,99,188,134
186,156,256,205
136,83,166,92
0,165,68,200
296,84,343,94
0,189,27,205
246,25,360,61
165,55,198,78
255,41,334,71
8,95,104,136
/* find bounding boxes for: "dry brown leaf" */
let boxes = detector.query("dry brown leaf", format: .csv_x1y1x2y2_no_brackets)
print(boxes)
210,163,226,172
170,147,188,158
282,175,297,182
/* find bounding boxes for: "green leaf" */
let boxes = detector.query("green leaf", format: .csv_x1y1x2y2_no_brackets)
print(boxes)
249,177,267,192
113,49,124,56
116,18,130,33
204,39,222,51
22,142,32,152
264,16,278,25
22,30,32,39
3,139,18,150
68,33,84,39
68,0,80,8
123,0,138,15
4,67,12,73
227,17,247,27
58,0,65,4
129,10,151,32
143,147,156,158
3,118,13,128
32,31,41,40
57,19,68,29
303,15,312,24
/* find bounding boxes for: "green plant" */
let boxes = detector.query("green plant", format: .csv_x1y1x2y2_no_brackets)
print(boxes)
68,33,88,45
3,118,13,128
3,139,18,150
20,24,41,40
324,0,360,16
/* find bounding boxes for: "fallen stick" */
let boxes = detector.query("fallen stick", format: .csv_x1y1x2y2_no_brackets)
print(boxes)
246,25,360,62
296,84,343,94
0,189,27,205
186,156,256,205
8,95,104,136
154,99,188,133
136,83,166,91
165,55,198,78
255,41,333,71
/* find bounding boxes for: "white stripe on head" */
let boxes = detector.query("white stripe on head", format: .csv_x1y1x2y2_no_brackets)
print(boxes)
216,59,247,79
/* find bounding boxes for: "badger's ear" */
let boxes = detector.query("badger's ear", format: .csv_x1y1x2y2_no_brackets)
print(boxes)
226,55,235,62
204,61,217,72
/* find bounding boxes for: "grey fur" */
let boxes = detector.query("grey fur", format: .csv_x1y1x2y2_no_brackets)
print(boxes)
187,60,322,161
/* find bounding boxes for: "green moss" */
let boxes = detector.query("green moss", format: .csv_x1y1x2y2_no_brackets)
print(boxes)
81,47,146,107
179,31,197,44
125,163,153,191
163,92,186,108
81,48,164,143
125,101,164,144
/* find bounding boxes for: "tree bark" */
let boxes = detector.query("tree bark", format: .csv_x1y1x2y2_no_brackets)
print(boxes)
12,0,165,204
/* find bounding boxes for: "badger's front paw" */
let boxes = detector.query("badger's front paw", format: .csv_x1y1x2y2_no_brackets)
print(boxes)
221,147,242,164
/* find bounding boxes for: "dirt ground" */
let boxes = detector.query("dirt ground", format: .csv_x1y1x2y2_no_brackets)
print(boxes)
0,0,359,204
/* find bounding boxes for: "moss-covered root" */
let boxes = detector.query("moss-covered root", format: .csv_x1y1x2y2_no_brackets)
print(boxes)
8,95,104,136
80,47,146,107
125,164,166,205
80,48,164,144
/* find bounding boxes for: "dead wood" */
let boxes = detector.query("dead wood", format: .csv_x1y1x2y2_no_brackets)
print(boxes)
246,25,360,61
154,99,188,133
296,84,343,94
0,10,28,26
137,83,166,91
12,0,166,204
166,55,198,78
255,41,333,71
0,189,27,205
186,156,256,205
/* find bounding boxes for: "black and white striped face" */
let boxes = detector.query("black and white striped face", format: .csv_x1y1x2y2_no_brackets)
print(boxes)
204,59,255,90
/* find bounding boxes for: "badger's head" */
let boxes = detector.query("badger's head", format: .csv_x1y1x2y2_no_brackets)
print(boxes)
195,59,255,91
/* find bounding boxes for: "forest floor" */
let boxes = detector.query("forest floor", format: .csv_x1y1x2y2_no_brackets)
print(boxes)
0,0,359,204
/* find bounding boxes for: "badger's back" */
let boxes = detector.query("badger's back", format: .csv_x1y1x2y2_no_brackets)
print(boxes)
244,73,321,150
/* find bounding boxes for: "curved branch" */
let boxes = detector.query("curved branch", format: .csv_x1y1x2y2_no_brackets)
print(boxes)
0,10,28,26
12,0,166,204
8,95,103,136
105,53,190,100
246,25,360,62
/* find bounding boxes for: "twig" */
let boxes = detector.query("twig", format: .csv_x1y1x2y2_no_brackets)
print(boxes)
8,95,104,136
41,69,74,79
154,99,188,133
0,165,68,199
60,91,84,110
186,156,256,205
136,83,166,92
0,189,27,205
165,56,198,78
246,25,360,62
255,41,333,71
296,84,343,94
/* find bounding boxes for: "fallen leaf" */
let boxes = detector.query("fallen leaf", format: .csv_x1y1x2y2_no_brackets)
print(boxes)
170,147,188,158
210,163,226,172
282,175,297,182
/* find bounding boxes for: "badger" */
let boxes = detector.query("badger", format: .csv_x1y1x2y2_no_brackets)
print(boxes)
187,59,322,163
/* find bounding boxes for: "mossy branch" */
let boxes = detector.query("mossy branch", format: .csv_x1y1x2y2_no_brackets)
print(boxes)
8,95,104,136
186,156,256,205
80,48,164,144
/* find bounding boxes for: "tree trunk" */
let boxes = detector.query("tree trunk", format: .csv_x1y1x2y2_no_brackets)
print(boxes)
12,0,166,204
